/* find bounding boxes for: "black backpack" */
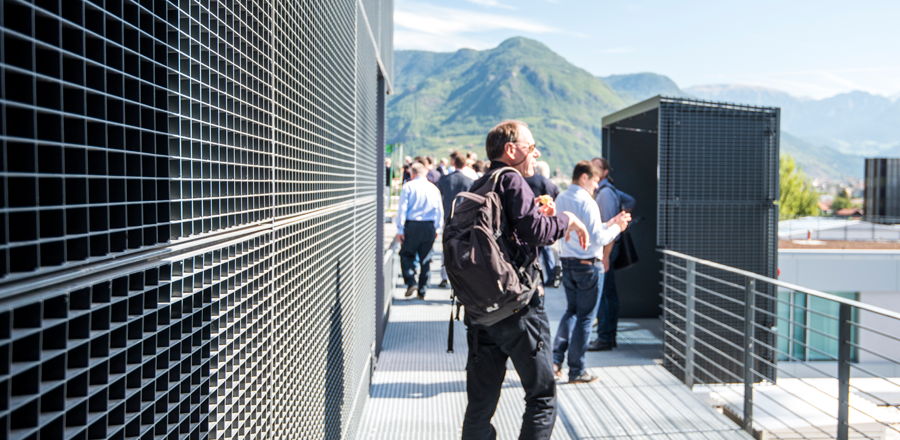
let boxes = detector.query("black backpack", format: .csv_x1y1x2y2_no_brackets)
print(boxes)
443,167,539,327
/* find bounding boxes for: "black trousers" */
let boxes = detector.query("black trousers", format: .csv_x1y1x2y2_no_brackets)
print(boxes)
399,221,436,291
462,294,557,440
595,243,620,343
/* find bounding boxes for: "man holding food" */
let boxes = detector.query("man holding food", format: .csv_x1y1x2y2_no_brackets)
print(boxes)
551,161,631,384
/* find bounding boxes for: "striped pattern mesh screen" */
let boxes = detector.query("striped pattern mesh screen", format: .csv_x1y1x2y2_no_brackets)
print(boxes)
655,98,779,384
0,0,392,438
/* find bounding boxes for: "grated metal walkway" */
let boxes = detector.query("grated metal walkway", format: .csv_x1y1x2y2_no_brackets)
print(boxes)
358,259,752,439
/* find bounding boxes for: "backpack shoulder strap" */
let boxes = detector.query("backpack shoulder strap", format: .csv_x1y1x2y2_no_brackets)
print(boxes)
488,167,521,191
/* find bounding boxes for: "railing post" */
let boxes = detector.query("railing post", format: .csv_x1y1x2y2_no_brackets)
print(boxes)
837,303,852,440
743,278,756,434
684,260,696,388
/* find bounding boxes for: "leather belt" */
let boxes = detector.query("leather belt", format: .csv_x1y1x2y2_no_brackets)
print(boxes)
561,257,598,265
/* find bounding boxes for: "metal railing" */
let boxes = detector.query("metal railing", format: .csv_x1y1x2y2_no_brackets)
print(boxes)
779,216,900,242
661,250,900,440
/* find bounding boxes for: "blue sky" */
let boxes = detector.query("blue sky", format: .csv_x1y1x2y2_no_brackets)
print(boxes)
394,0,900,99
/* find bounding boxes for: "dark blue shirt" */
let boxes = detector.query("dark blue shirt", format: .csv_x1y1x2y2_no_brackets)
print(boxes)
471,162,569,266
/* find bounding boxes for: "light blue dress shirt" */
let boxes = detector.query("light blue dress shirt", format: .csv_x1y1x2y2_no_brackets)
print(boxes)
396,176,444,234
555,184,621,262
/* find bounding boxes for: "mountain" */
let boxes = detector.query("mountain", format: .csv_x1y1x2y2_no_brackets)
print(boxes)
685,84,803,110
389,38,891,182
388,37,624,171
686,85,900,159
780,132,863,181
601,72,685,103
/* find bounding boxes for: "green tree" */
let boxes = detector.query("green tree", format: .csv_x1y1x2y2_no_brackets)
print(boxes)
831,188,853,211
779,154,819,220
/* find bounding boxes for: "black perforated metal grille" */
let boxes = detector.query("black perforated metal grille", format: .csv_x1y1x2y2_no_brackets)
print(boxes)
655,98,779,384
0,0,392,438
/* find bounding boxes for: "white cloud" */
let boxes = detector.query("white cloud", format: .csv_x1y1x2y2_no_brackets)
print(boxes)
394,3,561,51
394,29,494,52
464,0,516,10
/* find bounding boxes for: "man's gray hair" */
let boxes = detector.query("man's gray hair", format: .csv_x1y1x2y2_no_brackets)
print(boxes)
410,162,427,176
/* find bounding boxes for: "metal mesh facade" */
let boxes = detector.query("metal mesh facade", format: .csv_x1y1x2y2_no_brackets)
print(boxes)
0,0,392,438
864,158,900,221
658,98,779,384
603,97,779,384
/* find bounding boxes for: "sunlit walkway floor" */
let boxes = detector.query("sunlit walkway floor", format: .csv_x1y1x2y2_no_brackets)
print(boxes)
358,260,752,439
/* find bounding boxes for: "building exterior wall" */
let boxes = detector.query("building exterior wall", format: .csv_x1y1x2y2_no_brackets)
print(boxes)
0,1,392,438
778,250,900,364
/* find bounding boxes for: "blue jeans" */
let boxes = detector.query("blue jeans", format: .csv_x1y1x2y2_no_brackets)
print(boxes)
552,259,604,380
538,246,558,285
595,244,619,344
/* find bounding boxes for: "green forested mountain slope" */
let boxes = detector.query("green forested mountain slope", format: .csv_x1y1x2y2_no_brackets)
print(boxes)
387,37,624,172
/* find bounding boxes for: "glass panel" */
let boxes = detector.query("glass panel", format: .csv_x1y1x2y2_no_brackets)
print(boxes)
776,289,792,361
807,292,858,361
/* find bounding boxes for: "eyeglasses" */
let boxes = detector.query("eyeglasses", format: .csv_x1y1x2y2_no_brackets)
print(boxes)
511,141,536,154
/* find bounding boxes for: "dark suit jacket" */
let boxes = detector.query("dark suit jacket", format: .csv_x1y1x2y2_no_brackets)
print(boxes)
524,174,560,199
437,171,474,220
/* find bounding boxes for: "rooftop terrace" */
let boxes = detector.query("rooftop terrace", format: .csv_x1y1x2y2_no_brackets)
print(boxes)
358,256,752,439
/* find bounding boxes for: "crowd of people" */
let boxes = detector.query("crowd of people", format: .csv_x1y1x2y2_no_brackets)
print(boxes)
391,120,636,439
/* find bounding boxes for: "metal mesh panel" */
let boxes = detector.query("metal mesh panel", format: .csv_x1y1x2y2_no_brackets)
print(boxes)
1,0,392,438
864,158,900,220
654,98,779,384
1,0,175,277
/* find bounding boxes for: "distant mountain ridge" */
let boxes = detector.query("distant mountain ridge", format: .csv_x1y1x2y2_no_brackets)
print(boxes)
601,73,685,103
388,37,623,171
388,37,893,182
685,84,900,160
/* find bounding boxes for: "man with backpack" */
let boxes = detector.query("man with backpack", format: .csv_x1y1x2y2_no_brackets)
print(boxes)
588,158,636,352
444,120,588,439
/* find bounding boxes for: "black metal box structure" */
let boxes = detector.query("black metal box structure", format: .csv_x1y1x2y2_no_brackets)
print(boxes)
602,96,779,383
0,1,393,438
864,158,900,222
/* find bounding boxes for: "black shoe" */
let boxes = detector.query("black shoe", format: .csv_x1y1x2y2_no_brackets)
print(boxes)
404,286,417,297
586,340,613,351
438,279,449,288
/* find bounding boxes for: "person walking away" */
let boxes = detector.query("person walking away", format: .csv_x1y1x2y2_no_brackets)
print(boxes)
552,161,631,383
525,161,562,287
436,155,474,288
396,162,444,299
588,157,636,351
459,120,588,439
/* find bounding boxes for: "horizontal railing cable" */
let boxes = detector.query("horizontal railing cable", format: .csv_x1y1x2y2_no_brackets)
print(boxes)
661,249,900,440
663,250,900,320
